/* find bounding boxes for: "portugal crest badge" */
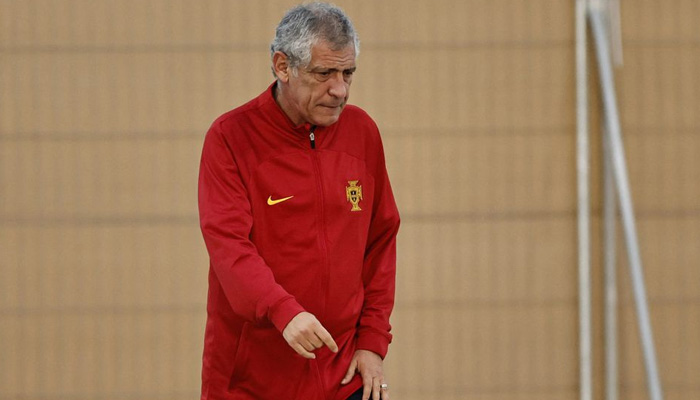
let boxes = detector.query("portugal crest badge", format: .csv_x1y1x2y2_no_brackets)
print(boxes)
345,180,363,212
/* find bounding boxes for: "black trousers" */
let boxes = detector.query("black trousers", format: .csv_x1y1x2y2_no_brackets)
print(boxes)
346,388,363,400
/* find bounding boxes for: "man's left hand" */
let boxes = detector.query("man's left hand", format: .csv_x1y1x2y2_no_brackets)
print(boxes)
340,349,389,400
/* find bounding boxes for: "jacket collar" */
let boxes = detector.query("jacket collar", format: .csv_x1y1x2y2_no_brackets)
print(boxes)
259,82,329,136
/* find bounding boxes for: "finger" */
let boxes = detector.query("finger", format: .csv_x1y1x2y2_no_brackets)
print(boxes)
372,376,381,400
362,376,372,400
314,325,338,353
307,335,324,349
292,343,316,359
299,337,319,353
381,384,389,400
340,358,357,384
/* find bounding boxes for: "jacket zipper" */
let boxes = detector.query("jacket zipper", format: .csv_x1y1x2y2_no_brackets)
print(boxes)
309,126,316,149
309,126,330,320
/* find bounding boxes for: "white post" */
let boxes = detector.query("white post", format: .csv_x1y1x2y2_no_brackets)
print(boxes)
603,123,618,400
589,7,664,400
575,1,592,400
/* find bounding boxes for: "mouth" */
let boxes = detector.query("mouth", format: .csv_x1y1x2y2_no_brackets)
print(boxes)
320,103,344,109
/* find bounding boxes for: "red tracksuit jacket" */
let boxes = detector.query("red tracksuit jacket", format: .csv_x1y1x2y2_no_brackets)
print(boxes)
198,83,400,400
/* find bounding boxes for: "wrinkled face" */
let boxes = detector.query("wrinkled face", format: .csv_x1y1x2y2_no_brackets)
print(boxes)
276,41,356,127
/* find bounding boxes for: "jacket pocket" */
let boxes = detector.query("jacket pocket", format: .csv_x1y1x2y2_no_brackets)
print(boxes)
228,325,309,397
228,322,250,389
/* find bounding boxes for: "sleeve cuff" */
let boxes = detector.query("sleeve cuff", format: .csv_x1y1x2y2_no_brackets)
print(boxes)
269,296,306,333
355,329,392,359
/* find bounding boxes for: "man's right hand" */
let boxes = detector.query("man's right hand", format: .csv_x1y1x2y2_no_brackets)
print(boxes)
282,312,338,359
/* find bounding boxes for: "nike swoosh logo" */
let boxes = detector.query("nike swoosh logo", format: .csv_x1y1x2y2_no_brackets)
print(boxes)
267,195,294,206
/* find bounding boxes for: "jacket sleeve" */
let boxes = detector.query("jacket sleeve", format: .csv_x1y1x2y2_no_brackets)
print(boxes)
198,122,305,332
355,131,400,359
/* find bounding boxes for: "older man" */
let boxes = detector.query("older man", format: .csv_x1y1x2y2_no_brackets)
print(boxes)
198,3,399,400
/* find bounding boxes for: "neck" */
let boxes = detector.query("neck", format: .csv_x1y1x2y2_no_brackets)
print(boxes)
273,82,304,126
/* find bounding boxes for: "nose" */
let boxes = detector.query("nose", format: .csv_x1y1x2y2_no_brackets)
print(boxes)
327,74,348,99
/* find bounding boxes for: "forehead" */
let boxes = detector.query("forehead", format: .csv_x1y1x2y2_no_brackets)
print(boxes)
308,41,356,69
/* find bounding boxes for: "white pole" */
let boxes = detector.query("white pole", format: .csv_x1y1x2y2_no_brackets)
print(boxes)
575,1,592,400
603,123,618,400
589,9,664,400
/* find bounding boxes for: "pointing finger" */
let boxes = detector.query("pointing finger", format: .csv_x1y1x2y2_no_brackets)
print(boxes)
315,325,338,353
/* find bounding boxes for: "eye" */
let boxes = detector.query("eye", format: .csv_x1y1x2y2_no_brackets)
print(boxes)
342,70,354,83
314,70,332,82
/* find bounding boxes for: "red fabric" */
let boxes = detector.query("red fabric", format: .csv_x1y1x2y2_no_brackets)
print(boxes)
198,83,400,400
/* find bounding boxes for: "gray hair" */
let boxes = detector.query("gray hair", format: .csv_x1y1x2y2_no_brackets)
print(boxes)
270,2,360,73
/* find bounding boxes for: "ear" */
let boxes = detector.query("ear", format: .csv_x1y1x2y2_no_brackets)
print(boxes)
272,51,291,83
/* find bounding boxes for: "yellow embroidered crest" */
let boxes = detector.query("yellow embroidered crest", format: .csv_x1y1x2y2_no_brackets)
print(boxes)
345,180,363,212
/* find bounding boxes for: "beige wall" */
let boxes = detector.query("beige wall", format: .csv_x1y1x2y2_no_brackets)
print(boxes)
2,1,699,399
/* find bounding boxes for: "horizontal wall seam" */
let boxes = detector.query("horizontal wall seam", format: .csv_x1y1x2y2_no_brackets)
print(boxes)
0,304,204,317
3,39,698,55
0,41,573,55
3,297,699,318
1,391,200,400
3,208,700,227
398,385,578,395
4,125,700,142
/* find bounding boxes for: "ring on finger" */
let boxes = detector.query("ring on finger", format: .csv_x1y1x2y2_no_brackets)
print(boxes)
380,383,388,390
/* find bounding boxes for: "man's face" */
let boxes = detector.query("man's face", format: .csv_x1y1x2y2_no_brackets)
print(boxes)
281,41,356,127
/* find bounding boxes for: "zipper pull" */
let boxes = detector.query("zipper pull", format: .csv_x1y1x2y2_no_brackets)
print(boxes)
309,126,317,149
